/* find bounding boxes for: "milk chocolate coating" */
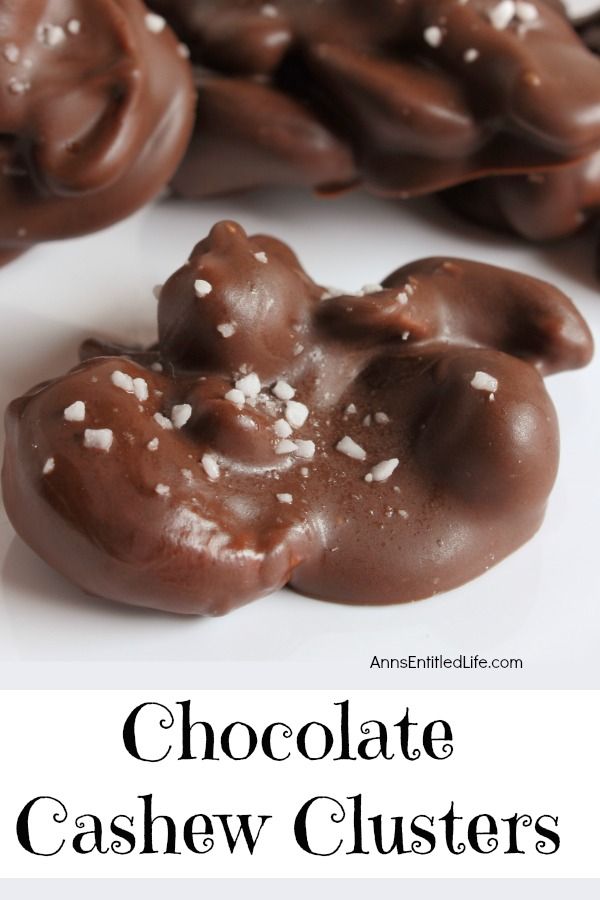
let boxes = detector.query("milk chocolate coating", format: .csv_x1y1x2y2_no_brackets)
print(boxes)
2,221,593,615
147,0,600,200
444,6,600,241
444,152,600,241
0,0,196,265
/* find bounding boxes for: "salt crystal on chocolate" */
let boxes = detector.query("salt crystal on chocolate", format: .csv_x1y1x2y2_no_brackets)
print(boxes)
274,419,293,438
296,440,316,460
515,2,538,23
84,428,113,452
111,370,134,393
171,403,192,429
133,378,149,402
488,1,516,30
236,373,261,398
153,412,173,430
285,400,309,429
367,459,400,484
145,12,166,33
202,453,220,480
273,380,295,401
424,26,443,47
336,436,367,461
194,279,213,298
275,439,298,455
64,401,85,422
471,371,499,394
225,388,246,407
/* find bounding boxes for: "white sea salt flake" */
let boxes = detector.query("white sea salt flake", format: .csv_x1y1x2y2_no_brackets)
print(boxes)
84,428,113,451
464,47,480,62
375,412,390,424
471,371,499,393
171,403,192,429
147,438,159,452
43,458,55,475
274,419,293,439
254,251,268,264
488,0,516,30
336,436,367,461
3,44,20,64
424,26,443,47
133,378,149,402
225,388,246,407
194,279,213,298
367,459,400,484
275,439,298,455
273,380,295,401
295,440,316,460
37,23,66,46
277,493,293,505
64,401,85,422
236,372,261,398
111,370,134,393
153,412,173,430
285,400,309,429
8,77,30,95
155,483,170,496
145,12,166,33
515,1,538,23
217,323,236,338
202,454,220,480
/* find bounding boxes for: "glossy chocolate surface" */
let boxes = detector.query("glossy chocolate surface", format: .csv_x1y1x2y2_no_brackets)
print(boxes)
3,222,593,615
444,151,600,241
0,0,196,265
445,5,600,241
147,0,600,199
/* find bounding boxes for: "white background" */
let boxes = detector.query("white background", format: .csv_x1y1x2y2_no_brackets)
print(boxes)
0,690,598,878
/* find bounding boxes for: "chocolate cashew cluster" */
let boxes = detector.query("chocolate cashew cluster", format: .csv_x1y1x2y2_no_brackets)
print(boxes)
0,0,196,265
444,8,600,241
147,0,600,199
3,221,593,615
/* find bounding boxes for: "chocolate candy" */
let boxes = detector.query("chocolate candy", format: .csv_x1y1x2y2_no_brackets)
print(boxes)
147,0,600,200
0,0,196,265
444,5,600,241
2,221,593,615
444,151,600,241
